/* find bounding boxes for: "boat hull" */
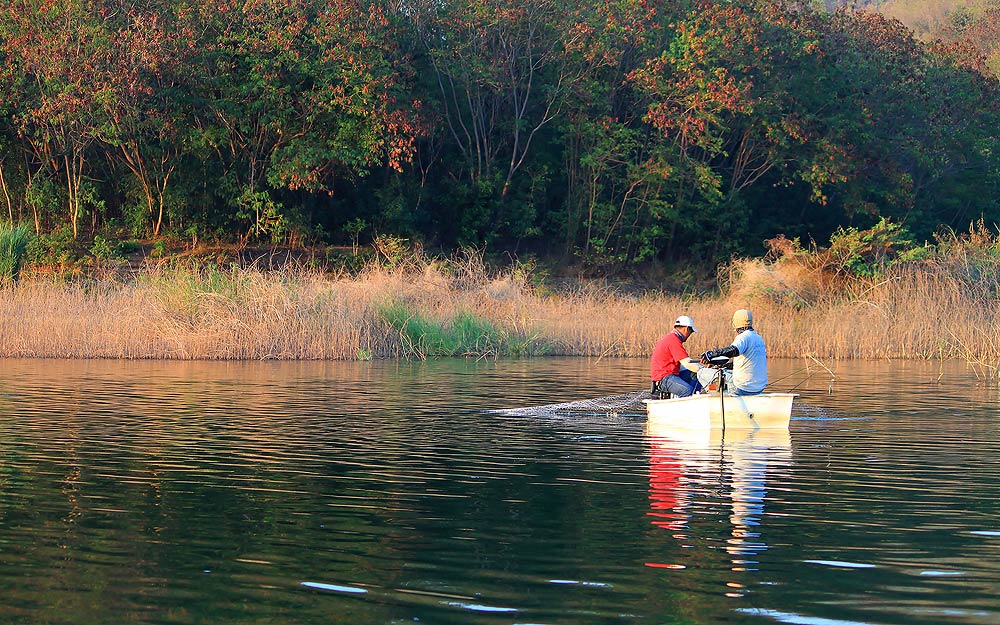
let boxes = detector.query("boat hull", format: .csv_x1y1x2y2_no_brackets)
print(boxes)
644,393,796,430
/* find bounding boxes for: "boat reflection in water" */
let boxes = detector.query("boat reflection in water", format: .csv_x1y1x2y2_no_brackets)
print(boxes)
644,422,792,597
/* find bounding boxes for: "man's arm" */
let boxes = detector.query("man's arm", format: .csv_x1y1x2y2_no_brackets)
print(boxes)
699,345,739,365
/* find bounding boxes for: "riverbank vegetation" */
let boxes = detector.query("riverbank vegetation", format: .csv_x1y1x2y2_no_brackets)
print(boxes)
0,0,998,273
2,221,1000,374
2,0,999,369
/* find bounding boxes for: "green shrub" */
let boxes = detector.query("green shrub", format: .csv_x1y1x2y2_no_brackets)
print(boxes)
828,217,915,279
372,235,410,268
25,224,85,267
90,235,121,260
150,240,168,258
87,236,138,263
326,246,371,273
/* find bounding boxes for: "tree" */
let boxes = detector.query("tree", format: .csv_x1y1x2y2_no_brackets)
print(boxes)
627,0,776,260
192,0,419,242
98,0,196,238
0,0,114,237
410,0,611,248
558,0,677,265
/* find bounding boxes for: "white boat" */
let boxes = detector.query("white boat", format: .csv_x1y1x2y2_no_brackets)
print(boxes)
644,392,796,430
644,421,792,447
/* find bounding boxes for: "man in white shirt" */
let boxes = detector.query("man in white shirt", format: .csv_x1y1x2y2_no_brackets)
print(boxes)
698,309,768,395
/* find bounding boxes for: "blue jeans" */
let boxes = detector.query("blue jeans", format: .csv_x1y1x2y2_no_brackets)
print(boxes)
657,369,701,397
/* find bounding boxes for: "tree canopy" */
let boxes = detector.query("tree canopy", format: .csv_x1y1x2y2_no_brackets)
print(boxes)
0,0,998,270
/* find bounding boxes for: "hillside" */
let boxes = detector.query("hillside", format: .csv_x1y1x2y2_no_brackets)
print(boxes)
878,0,1000,74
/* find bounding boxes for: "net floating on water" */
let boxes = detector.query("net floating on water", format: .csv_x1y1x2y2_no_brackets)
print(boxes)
486,389,652,418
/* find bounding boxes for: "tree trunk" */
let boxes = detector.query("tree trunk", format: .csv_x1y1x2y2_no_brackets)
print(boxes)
0,159,12,222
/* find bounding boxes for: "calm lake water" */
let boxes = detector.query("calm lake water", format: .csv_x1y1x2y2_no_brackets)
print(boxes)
0,357,998,625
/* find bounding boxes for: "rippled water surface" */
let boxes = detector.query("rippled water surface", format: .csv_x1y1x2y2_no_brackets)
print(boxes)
0,357,998,625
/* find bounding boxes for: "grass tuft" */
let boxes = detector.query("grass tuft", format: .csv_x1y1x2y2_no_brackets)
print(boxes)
377,300,542,358
0,223,32,286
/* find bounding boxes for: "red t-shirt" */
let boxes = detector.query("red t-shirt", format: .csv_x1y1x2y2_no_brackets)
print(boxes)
650,331,689,381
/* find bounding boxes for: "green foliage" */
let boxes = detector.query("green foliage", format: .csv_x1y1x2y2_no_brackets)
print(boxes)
565,117,680,267
377,300,544,358
89,235,135,262
89,235,117,261
150,240,168,259
828,218,917,278
326,246,372,273
25,225,85,267
236,189,289,244
371,234,411,268
23,176,63,217
0,0,998,274
344,218,367,255
743,218,1000,313
0,223,32,285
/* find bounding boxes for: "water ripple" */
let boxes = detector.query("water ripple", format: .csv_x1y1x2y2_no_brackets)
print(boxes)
0,358,997,625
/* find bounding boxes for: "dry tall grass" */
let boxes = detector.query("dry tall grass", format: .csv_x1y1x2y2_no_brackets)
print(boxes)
721,227,1000,370
2,238,999,363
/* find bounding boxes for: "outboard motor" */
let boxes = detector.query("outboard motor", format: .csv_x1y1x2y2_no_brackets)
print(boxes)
697,356,732,392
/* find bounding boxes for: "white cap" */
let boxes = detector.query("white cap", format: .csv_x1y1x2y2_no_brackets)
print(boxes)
674,315,697,332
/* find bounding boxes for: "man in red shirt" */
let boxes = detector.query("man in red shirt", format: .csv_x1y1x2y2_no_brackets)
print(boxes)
650,315,701,397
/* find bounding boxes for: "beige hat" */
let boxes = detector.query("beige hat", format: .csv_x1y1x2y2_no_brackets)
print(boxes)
732,309,753,329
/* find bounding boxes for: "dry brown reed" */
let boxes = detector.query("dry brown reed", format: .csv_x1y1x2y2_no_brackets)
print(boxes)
2,239,1000,364
722,227,1000,372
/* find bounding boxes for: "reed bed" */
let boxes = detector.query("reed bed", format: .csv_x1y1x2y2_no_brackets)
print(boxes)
1,241,999,365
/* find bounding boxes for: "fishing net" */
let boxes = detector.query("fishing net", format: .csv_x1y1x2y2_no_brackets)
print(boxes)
487,389,652,417
789,402,846,420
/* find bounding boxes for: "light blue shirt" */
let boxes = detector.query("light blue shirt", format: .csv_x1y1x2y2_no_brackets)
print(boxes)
731,329,767,394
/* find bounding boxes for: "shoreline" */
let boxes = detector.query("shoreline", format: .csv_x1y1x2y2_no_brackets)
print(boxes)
1,258,996,378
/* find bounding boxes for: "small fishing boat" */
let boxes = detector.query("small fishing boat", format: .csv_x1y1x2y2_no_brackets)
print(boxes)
644,392,796,430
645,355,795,430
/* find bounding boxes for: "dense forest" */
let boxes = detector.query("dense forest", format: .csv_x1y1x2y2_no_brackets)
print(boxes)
1,0,999,271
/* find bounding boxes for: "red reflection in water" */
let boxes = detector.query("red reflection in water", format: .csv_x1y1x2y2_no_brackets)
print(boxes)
644,428,791,577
